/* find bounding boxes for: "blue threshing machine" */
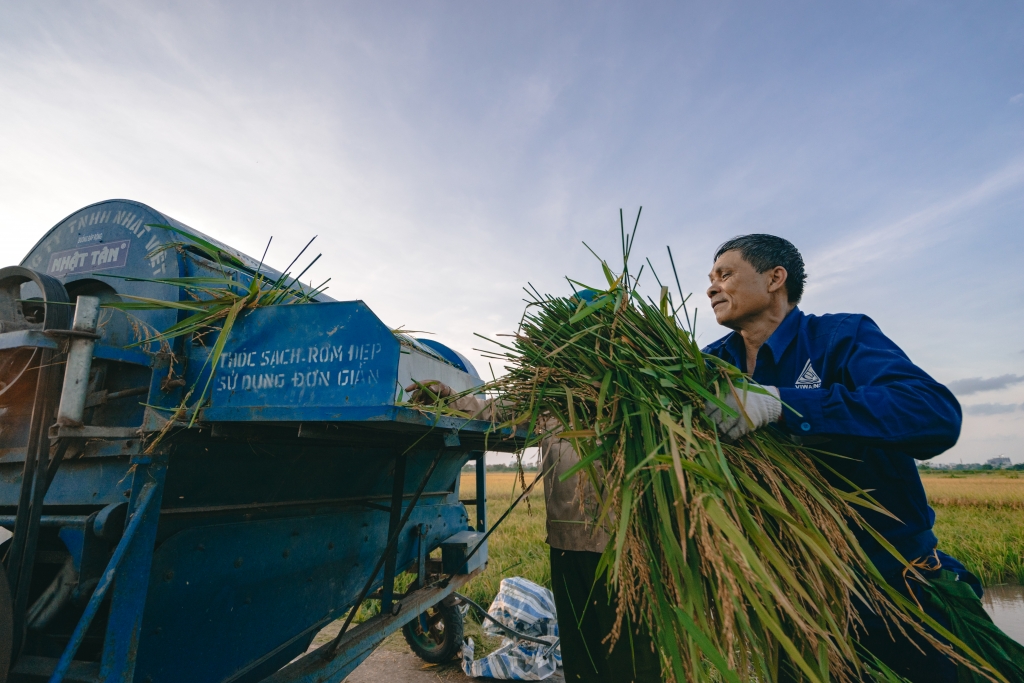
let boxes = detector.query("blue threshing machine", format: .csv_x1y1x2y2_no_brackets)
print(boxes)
0,200,519,682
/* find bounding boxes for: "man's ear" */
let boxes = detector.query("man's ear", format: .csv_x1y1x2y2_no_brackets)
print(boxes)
767,266,789,294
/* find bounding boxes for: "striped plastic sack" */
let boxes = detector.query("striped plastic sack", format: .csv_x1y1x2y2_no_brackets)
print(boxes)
462,577,561,680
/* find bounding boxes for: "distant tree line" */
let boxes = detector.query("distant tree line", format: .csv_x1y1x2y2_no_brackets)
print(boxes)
918,462,1024,471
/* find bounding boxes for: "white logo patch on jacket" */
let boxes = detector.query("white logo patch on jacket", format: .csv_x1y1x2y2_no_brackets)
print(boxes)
795,359,822,389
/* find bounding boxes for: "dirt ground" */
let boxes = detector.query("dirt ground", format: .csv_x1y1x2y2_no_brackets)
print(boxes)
306,621,565,683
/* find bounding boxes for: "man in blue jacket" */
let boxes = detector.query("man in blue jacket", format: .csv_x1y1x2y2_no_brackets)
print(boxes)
701,234,975,682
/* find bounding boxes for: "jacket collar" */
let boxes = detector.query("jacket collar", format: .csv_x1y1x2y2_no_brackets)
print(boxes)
763,306,802,364
721,306,803,369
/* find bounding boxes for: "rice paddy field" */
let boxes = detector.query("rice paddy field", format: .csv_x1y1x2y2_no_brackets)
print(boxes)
458,471,551,606
923,470,1024,585
457,469,1024,612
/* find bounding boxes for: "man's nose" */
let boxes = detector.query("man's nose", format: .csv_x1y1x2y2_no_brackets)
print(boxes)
707,282,718,298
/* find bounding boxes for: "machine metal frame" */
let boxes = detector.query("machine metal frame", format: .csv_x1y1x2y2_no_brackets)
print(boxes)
0,200,518,683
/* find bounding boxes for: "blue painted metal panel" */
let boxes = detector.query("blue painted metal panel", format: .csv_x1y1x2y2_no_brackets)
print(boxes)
133,500,467,683
20,200,185,339
100,456,167,682
440,530,487,575
154,445,464,519
0,330,59,351
92,345,151,367
0,458,134,506
0,335,151,375
47,480,163,683
194,405,454,423
202,302,400,422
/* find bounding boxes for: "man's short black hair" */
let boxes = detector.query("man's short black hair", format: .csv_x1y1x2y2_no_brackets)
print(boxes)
714,234,807,303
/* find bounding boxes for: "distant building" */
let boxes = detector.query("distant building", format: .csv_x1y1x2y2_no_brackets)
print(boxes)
986,457,1012,469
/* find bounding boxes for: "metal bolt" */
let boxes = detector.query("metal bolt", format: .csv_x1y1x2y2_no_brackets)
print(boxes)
164,570,174,581
245,597,252,604
234,557,243,568
328,542,334,550
282,549,290,558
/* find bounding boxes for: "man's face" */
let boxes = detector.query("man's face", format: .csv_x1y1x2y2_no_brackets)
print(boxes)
707,250,776,328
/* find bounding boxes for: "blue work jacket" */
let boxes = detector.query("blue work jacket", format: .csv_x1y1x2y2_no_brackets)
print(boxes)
702,307,962,575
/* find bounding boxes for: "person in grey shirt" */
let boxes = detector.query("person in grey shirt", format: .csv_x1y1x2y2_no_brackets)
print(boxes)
406,383,660,682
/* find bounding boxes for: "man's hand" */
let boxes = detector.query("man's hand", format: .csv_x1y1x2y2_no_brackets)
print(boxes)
705,385,782,441
404,380,454,404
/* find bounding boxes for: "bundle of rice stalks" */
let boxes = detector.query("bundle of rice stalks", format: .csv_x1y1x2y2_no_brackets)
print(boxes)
480,218,999,683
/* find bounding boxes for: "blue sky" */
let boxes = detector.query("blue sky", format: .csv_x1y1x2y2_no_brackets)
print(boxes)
1,2,1022,463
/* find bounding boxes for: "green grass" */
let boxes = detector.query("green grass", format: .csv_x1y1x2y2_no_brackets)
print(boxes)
459,472,551,606
924,472,1024,585
933,507,1024,585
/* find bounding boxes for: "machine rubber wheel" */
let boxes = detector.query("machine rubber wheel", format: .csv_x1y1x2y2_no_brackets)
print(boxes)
402,601,464,663
0,568,12,683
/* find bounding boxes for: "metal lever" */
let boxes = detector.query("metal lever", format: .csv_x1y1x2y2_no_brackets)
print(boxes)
56,296,100,428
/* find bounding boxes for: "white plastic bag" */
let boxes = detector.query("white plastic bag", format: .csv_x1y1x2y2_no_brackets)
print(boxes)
461,577,561,680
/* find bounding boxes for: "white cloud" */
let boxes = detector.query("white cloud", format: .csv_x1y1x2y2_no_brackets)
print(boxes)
964,403,1022,416
805,158,1024,295
948,374,1024,396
